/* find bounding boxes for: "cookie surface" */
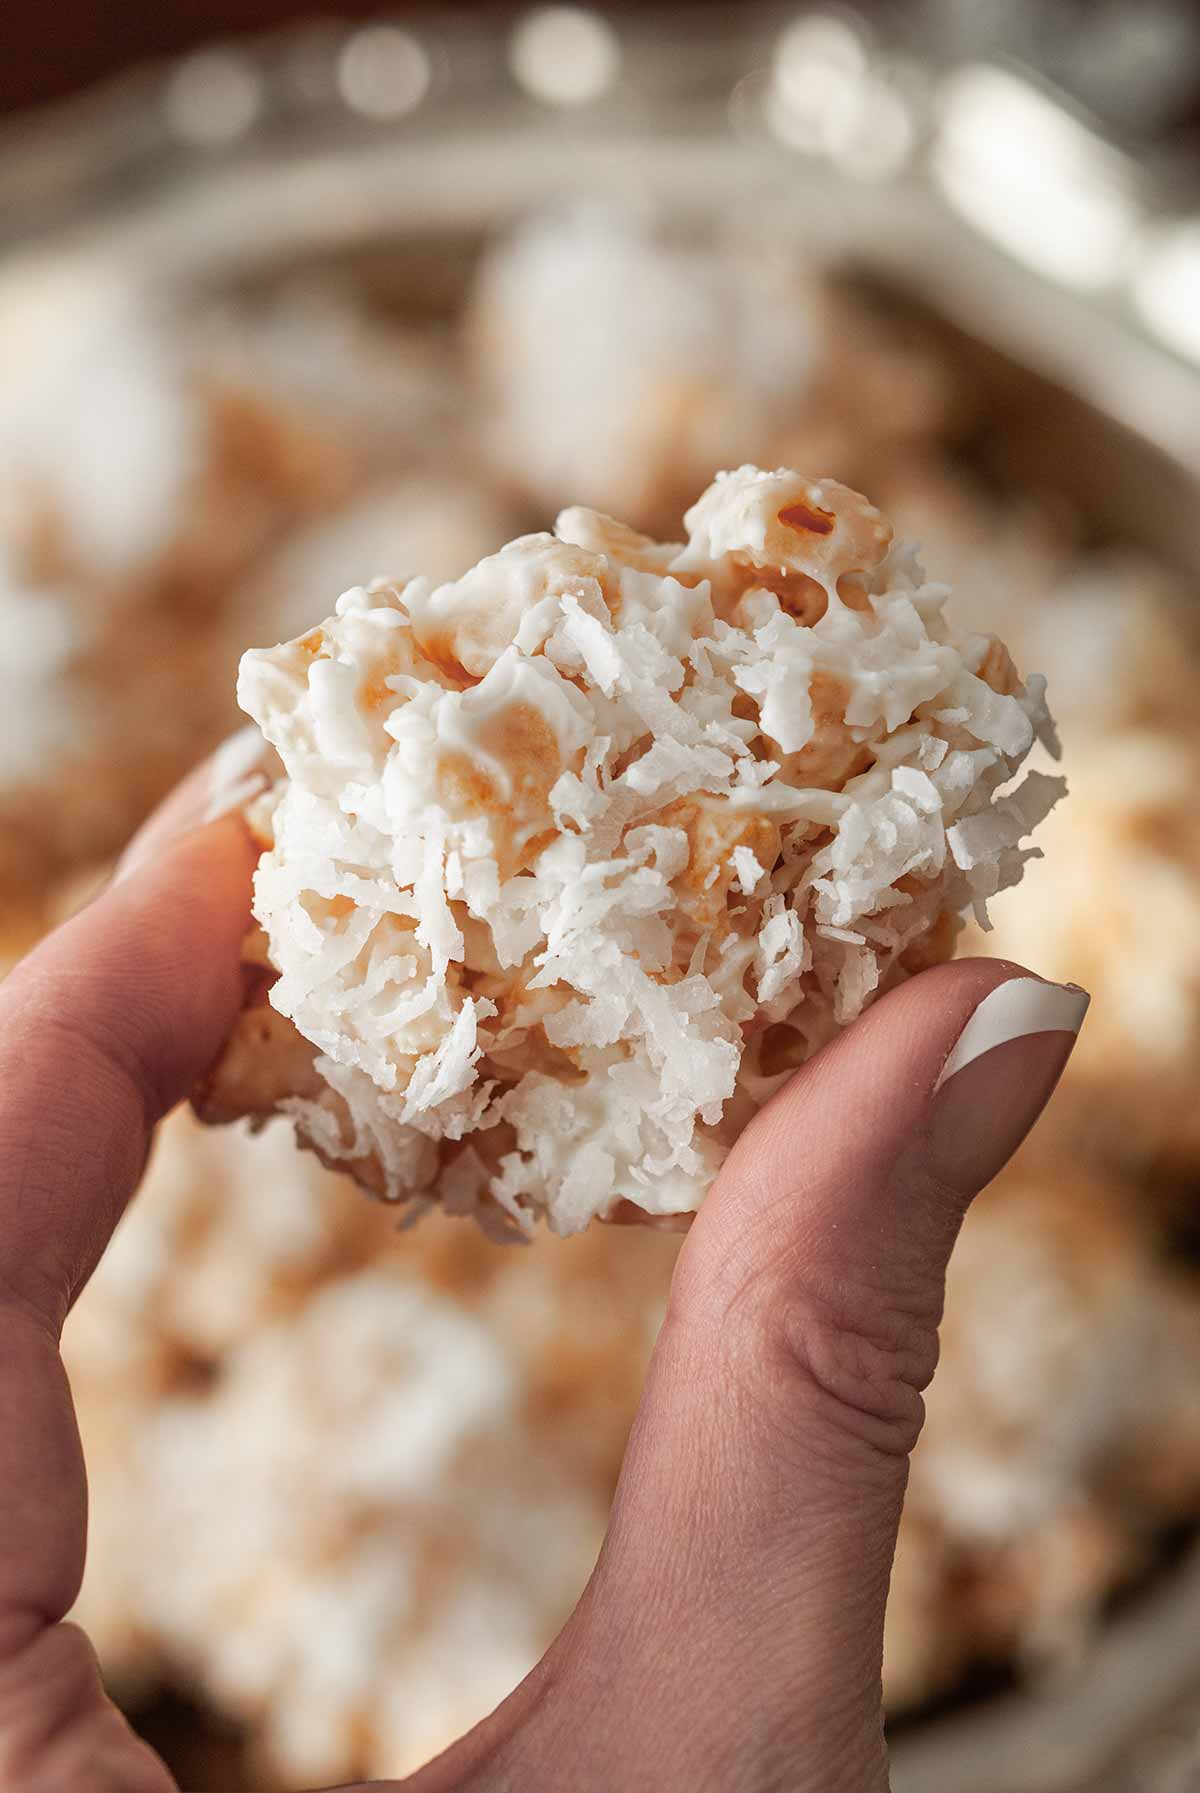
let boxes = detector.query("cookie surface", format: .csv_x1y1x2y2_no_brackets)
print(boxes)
198,465,1061,1233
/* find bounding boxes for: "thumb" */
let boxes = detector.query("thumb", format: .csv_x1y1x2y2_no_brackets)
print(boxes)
536,959,1085,1793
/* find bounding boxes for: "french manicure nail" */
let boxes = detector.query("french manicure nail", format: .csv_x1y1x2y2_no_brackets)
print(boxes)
934,978,1091,1091
927,977,1090,1195
202,724,274,823
116,727,275,882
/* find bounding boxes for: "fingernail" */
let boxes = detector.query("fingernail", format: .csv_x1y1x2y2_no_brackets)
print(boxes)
202,724,274,823
934,979,1090,1091
927,978,1089,1194
115,727,274,883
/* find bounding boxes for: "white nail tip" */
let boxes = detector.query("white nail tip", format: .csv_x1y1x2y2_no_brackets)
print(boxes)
204,772,271,825
202,725,271,823
935,978,1090,1091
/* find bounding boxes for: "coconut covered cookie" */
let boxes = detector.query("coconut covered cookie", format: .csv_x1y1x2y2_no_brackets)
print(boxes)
470,209,818,530
197,466,1062,1234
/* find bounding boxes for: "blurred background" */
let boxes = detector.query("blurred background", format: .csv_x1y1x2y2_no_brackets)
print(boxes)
4,4,1200,1789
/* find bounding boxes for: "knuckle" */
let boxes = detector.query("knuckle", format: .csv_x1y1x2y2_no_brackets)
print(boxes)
0,1623,168,1792
773,1284,936,1461
729,1267,940,1467
669,1169,954,1469
0,1260,69,1336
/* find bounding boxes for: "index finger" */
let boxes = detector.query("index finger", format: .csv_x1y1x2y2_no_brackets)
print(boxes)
0,815,255,1653
0,816,257,1327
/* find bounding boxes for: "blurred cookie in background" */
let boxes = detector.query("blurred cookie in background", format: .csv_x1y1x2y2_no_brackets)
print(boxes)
887,1165,1200,1713
228,473,525,650
471,207,956,536
65,1108,678,1783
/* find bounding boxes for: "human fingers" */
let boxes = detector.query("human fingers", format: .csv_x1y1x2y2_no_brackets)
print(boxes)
0,792,257,1789
115,722,274,882
454,959,1086,1793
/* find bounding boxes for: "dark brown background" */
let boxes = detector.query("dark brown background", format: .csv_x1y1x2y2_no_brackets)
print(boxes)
3,2,408,114
3,2,695,117
4,3,1199,148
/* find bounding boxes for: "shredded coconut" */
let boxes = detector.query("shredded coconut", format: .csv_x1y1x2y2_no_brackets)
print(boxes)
230,465,1062,1233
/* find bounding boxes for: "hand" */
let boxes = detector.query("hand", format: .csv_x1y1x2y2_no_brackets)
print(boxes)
0,747,1085,1793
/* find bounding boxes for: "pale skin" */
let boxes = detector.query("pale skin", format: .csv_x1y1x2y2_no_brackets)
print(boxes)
0,761,1082,1793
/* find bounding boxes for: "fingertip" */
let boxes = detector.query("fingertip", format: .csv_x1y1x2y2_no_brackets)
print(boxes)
114,725,275,885
0,812,263,1341
101,816,260,1086
753,958,1047,1147
9,816,260,1126
691,957,1080,1293
113,810,260,912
